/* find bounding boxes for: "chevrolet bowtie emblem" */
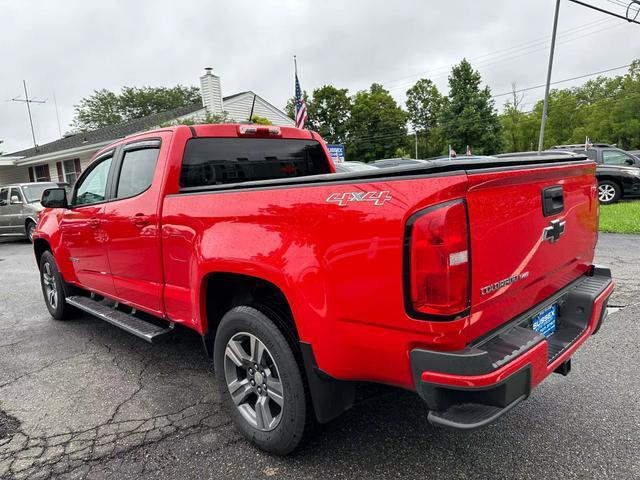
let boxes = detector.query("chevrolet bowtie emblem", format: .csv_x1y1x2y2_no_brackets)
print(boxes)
542,219,566,243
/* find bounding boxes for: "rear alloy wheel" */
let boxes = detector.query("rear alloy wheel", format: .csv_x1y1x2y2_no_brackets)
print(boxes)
214,306,311,455
26,221,36,243
598,180,621,205
224,332,284,432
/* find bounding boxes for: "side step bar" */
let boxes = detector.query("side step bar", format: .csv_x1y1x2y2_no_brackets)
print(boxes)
66,296,174,343
427,395,525,431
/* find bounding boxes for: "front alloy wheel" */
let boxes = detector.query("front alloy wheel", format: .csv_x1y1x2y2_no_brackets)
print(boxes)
224,332,284,431
41,262,58,310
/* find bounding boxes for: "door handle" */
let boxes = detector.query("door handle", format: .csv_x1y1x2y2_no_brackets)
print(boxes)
89,218,100,229
542,186,564,217
130,214,150,228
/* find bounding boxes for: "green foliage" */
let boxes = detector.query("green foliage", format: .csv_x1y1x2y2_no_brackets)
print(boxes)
307,86,351,143
250,115,273,125
599,202,640,234
166,111,232,127
72,85,201,131
346,84,408,162
500,59,640,151
441,59,503,155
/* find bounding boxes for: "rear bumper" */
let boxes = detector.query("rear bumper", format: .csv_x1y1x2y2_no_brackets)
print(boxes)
411,267,614,430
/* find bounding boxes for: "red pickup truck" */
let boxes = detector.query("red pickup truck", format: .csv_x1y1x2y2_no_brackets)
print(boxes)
34,124,613,454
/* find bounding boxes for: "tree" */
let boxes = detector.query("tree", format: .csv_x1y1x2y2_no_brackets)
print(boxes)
346,83,407,162
441,59,502,154
406,78,444,157
307,86,351,143
72,85,201,131
406,79,442,133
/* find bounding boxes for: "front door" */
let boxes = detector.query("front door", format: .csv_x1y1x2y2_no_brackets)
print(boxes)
7,187,26,235
102,139,165,315
59,152,116,296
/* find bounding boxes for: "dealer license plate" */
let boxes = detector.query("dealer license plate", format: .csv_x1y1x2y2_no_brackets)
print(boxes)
531,304,557,337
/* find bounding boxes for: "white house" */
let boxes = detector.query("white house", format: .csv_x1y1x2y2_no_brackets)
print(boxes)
0,68,294,186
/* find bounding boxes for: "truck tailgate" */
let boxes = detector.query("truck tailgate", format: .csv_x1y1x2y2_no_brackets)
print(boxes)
465,161,598,341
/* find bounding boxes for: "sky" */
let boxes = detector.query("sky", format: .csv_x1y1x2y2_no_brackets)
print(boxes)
1,0,639,153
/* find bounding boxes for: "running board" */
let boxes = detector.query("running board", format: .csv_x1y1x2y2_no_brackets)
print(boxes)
66,296,174,343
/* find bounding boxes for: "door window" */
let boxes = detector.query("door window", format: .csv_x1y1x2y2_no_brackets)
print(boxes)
602,150,634,166
0,188,7,207
115,147,160,198
74,155,113,206
9,188,23,204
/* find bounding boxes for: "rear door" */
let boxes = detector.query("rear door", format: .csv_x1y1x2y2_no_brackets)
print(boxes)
464,160,598,341
60,151,117,296
0,188,11,234
102,137,166,316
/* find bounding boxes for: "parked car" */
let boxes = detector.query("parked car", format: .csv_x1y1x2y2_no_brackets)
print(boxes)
33,124,612,455
552,144,640,204
496,150,579,159
370,157,428,168
333,161,378,172
0,182,69,242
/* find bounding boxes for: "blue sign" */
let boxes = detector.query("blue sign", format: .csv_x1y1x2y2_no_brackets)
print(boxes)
327,144,345,163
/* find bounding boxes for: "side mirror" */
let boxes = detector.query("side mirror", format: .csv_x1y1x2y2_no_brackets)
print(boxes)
625,159,634,166
10,195,22,205
41,188,68,209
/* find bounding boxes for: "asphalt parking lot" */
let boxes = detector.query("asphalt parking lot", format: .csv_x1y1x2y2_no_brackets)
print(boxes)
0,234,638,480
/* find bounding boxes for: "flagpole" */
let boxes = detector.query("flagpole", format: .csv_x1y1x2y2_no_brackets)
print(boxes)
294,55,298,77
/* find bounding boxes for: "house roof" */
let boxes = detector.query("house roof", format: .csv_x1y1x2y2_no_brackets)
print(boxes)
6,103,203,159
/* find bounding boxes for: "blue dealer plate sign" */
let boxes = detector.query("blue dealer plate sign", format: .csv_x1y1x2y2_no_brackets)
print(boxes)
531,304,557,337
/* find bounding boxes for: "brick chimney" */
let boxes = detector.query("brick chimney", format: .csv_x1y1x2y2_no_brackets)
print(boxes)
199,67,223,115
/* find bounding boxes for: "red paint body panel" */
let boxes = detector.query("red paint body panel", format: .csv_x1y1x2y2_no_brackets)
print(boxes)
34,124,605,397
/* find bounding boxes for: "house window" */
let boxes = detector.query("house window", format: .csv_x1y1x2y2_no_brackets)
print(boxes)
63,159,80,185
34,164,50,182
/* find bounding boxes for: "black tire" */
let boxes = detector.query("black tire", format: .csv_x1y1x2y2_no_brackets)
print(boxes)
598,180,621,205
25,220,36,243
214,306,312,455
39,251,77,320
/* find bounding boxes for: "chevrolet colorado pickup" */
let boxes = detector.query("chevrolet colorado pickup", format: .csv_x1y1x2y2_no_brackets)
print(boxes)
33,124,613,454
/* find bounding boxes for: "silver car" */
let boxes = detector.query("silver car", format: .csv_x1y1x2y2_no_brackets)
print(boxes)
0,182,69,242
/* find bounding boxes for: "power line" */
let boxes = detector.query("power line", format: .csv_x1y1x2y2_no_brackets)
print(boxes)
568,0,640,24
492,63,631,99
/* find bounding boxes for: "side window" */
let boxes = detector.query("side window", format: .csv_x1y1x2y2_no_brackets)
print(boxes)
0,188,7,207
115,147,159,199
577,149,597,161
9,188,23,204
74,155,113,206
602,150,632,166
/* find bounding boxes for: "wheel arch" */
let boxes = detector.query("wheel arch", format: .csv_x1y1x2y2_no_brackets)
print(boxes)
201,272,299,357
33,238,52,269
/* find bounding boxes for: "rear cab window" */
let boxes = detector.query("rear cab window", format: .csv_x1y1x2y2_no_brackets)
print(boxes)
116,146,160,198
180,138,331,188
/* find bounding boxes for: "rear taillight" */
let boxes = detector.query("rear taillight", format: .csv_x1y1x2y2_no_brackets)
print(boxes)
404,199,470,319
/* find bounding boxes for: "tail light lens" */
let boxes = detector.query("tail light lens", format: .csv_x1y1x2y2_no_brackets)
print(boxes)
405,199,470,319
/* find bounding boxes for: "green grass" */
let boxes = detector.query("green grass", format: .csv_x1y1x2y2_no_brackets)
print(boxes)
599,201,640,234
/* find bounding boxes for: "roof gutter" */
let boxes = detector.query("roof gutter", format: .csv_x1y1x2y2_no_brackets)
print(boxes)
11,140,113,167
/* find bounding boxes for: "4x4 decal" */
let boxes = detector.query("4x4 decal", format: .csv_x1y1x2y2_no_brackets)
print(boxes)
326,191,392,207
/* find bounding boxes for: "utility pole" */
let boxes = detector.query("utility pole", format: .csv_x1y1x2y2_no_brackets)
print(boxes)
414,131,418,158
12,80,46,149
538,0,561,153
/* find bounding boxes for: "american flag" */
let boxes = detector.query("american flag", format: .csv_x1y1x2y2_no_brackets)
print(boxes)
295,73,308,129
